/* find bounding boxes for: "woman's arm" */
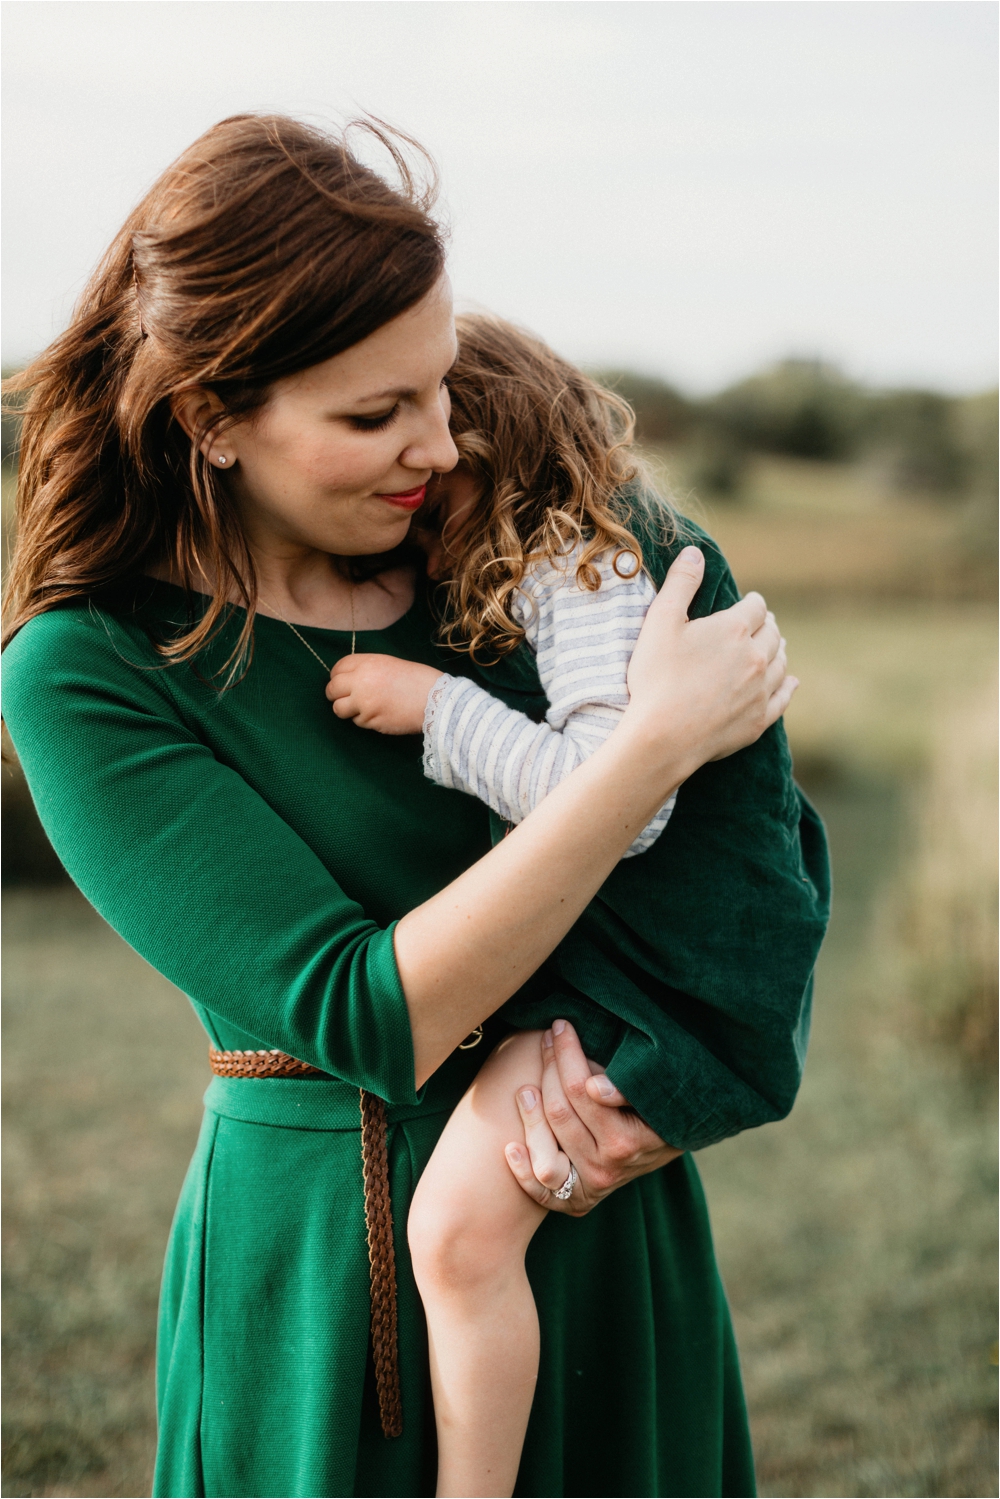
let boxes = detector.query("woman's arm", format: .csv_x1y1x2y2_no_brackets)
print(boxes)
397,548,793,1085
2,610,418,1100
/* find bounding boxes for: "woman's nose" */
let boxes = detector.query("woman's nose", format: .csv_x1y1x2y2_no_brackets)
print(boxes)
404,392,459,475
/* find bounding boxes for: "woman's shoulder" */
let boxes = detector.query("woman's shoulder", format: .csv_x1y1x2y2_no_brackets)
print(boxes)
6,592,151,662
3,589,171,719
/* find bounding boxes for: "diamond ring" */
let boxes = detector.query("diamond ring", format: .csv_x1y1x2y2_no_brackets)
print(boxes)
553,1163,578,1201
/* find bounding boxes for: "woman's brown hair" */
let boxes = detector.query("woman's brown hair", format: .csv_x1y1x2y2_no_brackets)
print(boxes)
3,113,444,669
431,313,678,660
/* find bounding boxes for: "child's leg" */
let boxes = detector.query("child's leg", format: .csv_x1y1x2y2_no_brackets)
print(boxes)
408,1030,562,1499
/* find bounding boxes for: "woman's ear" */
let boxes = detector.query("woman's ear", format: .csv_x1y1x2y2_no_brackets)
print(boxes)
170,386,235,468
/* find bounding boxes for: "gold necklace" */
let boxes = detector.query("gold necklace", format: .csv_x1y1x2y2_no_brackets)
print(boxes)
263,580,356,670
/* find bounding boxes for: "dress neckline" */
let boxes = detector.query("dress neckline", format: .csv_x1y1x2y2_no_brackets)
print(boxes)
140,574,419,637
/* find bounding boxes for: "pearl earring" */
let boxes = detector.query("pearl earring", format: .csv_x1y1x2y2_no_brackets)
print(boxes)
216,455,227,466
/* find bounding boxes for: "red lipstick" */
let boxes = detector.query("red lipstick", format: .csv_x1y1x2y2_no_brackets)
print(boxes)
377,484,426,512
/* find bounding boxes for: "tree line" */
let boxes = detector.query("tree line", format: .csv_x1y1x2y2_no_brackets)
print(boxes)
597,359,998,501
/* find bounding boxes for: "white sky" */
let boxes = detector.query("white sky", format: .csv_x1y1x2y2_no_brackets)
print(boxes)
2,0,996,393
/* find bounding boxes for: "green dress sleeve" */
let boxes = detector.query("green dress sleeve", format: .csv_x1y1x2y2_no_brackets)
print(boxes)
2,606,418,1103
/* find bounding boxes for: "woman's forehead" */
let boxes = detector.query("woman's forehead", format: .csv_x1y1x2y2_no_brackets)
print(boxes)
274,280,456,407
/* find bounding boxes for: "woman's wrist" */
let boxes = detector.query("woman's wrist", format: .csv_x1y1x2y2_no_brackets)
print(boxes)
612,707,701,804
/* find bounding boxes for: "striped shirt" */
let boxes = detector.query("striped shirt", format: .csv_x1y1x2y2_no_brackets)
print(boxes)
422,547,675,857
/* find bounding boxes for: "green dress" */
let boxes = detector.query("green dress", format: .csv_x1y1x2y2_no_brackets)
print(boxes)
3,558,770,1499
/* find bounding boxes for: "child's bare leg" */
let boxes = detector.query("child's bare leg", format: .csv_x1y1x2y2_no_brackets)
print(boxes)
408,1030,564,1499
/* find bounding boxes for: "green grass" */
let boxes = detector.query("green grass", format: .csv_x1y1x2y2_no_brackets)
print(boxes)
781,600,996,778
697,595,998,1497
644,449,997,605
2,893,206,1499
701,771,997,1497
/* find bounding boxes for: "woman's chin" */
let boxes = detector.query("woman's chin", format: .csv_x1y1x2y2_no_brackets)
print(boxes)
317,518,414,558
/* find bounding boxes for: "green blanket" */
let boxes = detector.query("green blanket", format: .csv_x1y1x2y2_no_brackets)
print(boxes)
459,515,831,1151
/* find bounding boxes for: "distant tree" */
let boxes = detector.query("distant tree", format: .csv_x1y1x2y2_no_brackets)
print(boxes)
862,389,969,495
607,357,994,510
708,359,865,462
684,426,747,497
592,369,696,445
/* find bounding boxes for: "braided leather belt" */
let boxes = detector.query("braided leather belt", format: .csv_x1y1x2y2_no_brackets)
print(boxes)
208,1047,325,1078
208,1047,403,1437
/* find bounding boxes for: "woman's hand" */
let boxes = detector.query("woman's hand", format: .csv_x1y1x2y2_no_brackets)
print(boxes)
623,546,796,776
504,1021,681,1216
326,654,442,735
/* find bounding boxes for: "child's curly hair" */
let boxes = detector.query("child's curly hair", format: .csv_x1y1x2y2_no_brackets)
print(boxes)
434,313,678,660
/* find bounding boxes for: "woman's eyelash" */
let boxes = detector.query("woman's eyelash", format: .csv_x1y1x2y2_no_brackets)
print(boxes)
349,406,400,433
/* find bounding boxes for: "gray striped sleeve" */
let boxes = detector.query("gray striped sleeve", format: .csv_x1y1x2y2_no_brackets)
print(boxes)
421,549,677,857
422,673,591,826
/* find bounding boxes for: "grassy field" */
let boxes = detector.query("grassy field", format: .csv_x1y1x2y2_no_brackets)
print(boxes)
653,448,996,606
696,458,998,1494
2,893,206,1499
701,646,997,1498
2,454,997,1497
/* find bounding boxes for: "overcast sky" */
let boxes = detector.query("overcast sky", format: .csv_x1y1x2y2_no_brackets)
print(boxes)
2,1,996,393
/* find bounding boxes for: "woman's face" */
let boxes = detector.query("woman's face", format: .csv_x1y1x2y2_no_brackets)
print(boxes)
218,276,459,558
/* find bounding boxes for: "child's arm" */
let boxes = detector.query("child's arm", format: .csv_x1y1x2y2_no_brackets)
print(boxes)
425,552,675,857
327,553,675,857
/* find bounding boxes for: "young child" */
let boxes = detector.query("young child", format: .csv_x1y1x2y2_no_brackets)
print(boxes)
327,315,826,1498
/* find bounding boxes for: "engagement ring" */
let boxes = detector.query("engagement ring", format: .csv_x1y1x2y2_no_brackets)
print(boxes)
553,1163,578,1200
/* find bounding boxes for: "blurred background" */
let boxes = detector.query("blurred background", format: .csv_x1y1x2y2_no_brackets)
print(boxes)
2,3,997,1496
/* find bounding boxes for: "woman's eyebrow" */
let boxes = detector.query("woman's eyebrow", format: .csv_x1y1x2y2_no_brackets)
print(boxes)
349,385,417,406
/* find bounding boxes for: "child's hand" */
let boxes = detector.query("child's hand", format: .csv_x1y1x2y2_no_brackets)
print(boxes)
325,654,444,735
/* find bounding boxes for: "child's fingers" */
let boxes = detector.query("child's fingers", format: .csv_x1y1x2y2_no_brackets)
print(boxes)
331,692,359,720
325,661,357,701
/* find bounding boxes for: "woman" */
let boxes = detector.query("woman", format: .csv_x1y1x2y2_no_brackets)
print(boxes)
4,114,797,1499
